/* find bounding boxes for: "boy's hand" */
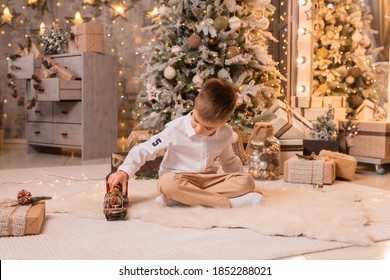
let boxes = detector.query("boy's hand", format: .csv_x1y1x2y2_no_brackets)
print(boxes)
107,170,129,194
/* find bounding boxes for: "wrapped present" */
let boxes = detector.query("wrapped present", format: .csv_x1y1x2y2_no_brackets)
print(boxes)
0,201,46,236
339,120,390,159
323,96,345,108
294,96,323,108
41,56,76,80
302,107,329,121
284,155,336,185
111,152,164,179
356,100,377,121
279,139,303,174
319,150,357,180
334,107,347,120
266,99,313,139
69,22,104,53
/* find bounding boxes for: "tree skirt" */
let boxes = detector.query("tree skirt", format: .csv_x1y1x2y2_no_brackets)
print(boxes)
0,164,389,260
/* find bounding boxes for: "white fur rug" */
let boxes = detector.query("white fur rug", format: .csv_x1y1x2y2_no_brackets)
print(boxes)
1,164,390,259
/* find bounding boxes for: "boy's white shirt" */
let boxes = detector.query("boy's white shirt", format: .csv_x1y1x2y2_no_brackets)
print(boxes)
118,112,242,179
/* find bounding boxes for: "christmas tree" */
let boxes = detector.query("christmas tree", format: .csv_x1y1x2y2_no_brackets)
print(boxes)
134,0,284,131
310,104,338,140
311,0,382,118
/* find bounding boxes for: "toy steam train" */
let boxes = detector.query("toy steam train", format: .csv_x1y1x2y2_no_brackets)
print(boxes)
103,175,128,221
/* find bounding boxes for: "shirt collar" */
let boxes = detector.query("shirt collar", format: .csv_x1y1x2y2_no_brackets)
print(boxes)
185,112,197,137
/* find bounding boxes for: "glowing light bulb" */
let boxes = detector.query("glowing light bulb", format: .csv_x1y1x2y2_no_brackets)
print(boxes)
297,85,306,93
73,10,83,25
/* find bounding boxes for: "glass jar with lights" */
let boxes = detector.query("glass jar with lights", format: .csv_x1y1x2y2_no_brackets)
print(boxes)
247,122,280,180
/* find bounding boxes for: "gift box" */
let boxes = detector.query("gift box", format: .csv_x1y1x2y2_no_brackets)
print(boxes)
339,120,390,159
0,202,45,236
294,96,323,108
111,152,164,179
323,96,345,108
356,100,376,121
333,107,347,120
41,56,76,80
284,156,336,185
69,23,104,53
302,107,329,121
279,139,303,174
266,99,313,139
319,150,357,180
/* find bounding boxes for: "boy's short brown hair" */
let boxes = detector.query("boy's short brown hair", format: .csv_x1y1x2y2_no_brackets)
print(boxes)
194,78,237,122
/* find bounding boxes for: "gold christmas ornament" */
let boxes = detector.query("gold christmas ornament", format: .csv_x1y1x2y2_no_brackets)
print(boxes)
316,48,329,59
317,84,328,95
188,34,202,48
214,16,229,31
226,46,240,59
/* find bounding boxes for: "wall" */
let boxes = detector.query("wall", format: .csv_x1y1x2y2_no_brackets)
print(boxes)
0,0,153,139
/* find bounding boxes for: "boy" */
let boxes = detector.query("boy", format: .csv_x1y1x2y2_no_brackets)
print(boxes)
107,78,263,208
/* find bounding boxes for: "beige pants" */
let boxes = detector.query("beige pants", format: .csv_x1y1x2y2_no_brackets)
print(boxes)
157,172,255,208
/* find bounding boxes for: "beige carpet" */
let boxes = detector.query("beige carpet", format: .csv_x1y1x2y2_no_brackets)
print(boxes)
0,164,390,260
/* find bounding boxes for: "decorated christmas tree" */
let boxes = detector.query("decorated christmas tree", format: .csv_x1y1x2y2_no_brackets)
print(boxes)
134,0,284,131
311,0,382,118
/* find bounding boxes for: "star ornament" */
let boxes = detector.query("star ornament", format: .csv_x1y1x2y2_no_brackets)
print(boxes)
0,5,21,29
109,2,131,21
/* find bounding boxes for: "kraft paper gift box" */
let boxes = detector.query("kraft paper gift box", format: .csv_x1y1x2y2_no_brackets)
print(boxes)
319,150,357,180
302,107,329,121
294,96,323,108
339,120,390,159
266,99,313,139
323,96,345,108
333,107,347,121
284,156,336,185
0,202,45,236
69,23,104,53
279,139,303,175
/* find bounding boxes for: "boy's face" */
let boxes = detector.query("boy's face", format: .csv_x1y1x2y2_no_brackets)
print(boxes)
191,110,228,136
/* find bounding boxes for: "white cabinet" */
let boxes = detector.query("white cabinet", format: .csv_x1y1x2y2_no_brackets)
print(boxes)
26,52,118,160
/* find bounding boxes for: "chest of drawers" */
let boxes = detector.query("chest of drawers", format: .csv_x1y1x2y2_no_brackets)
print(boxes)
26,52,118,160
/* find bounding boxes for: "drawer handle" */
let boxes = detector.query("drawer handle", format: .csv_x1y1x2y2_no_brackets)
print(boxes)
61,110,68,114
34,110,41,114
61,133,68,137
34,131,41,135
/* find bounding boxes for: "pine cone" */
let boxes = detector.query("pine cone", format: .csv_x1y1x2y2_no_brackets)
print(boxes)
17,189,32,205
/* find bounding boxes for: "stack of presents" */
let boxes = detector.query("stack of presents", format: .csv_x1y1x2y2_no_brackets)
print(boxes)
7,22,104,99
